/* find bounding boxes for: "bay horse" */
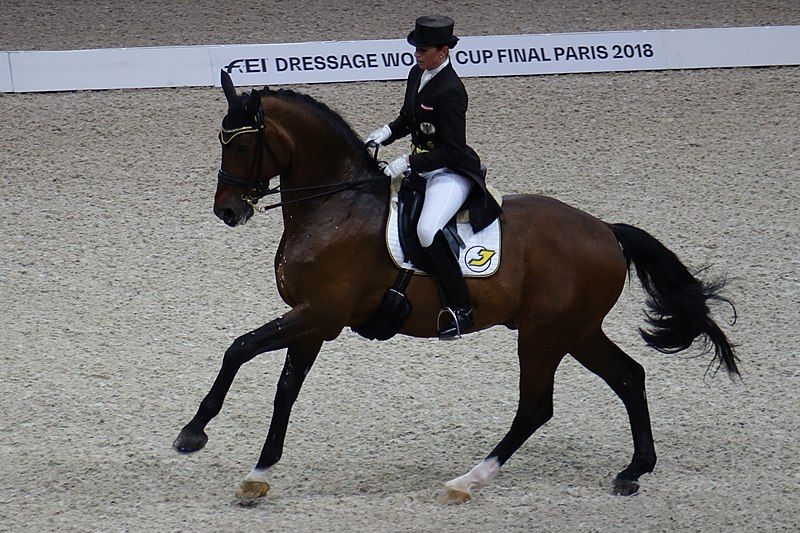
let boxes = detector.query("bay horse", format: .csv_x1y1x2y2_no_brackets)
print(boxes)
173,71,739,503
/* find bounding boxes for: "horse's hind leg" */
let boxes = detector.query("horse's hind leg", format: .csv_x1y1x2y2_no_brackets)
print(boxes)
173,307,313,454
571,329,657,495
237,336,323,501
438,331,566,504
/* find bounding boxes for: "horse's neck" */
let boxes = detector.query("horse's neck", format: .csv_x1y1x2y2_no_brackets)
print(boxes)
279,166,387,240
270,102,386,236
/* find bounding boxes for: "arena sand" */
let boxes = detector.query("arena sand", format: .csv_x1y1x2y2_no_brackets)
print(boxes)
1,1,798,531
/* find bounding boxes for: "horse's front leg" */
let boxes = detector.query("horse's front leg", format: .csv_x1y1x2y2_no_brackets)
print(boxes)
237,336,323,500
173,307,312,454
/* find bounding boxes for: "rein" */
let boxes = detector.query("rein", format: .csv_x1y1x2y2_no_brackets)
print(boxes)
218,112,386,213
246,175,387,212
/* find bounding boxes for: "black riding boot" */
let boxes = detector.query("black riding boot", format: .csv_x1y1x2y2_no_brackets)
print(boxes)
425,230,473,340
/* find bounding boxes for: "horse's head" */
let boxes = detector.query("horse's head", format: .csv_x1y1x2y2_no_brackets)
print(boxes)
214,71,284,227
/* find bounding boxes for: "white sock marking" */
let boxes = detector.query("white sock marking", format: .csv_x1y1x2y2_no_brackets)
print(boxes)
244,466,272,483
444,457,501,495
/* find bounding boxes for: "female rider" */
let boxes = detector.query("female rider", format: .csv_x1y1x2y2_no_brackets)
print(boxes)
365,14,502,339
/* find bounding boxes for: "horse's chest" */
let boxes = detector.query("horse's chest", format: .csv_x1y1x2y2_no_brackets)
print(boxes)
274,237,327,303
274,237,307,305
275,253,289,300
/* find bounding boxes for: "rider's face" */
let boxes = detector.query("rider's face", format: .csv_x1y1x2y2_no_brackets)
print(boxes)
415,45,448,71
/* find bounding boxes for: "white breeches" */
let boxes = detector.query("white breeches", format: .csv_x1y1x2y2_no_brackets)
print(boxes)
417,169,473,248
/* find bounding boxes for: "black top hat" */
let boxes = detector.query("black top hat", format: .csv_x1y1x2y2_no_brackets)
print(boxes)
407,15,459,48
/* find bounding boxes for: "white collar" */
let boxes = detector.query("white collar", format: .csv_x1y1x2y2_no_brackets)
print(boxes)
425,57,450,78
419,57,450,92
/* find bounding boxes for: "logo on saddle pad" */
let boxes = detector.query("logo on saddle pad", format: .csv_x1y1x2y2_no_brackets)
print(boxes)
464,246,497,273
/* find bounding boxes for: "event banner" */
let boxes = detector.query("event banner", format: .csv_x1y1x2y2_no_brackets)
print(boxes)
2,26,799,92
209,31,666,86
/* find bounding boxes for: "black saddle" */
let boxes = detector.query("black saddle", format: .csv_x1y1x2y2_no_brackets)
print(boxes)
397,172,464,273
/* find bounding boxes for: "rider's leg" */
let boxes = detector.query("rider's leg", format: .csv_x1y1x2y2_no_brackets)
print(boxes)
416,170,472,248
417,171,473,339
426,230,473,338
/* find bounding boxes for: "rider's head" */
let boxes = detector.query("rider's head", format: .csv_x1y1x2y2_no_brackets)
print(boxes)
407,15,459,71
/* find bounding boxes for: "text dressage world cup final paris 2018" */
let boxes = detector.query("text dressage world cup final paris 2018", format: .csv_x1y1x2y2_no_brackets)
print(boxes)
222,43,657,76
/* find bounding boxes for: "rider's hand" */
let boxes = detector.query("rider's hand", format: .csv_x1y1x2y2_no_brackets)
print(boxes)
384,155,410,178
365,124,391,146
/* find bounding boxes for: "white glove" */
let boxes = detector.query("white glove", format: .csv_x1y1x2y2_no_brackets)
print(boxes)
365,124,392,146
384,155,410,178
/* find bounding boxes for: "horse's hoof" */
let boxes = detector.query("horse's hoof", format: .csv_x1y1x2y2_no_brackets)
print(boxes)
612,478,640,496
236,480,270,501
172,426,208,454
436,486,471,505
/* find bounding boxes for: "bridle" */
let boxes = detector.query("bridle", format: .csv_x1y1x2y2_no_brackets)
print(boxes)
217,106,279,210
217,103,387,214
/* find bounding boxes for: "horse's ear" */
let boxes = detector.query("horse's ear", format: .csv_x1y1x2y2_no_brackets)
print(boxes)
246,88,261,111
220,70,239,108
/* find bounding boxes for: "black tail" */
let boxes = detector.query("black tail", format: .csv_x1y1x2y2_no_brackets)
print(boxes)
609,223,740,378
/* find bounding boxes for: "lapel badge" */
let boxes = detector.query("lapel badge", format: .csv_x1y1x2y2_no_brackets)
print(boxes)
420,122,435,135
427,141,436,149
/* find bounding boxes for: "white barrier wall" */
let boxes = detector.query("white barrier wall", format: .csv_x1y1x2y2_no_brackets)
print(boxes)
1,53,12,92
6,47,213,92
2,26,798,92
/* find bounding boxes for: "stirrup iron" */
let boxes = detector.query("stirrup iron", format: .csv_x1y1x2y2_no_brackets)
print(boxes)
437,307,471,341
438,308,460,339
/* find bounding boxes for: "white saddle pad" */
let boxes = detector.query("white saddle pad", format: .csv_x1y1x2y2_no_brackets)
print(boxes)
385,178,502,277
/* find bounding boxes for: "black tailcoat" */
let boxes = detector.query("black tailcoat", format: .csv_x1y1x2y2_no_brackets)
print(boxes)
384,62,501,232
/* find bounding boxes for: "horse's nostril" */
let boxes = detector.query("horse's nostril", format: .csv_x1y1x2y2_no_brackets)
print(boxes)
218,208,236,226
